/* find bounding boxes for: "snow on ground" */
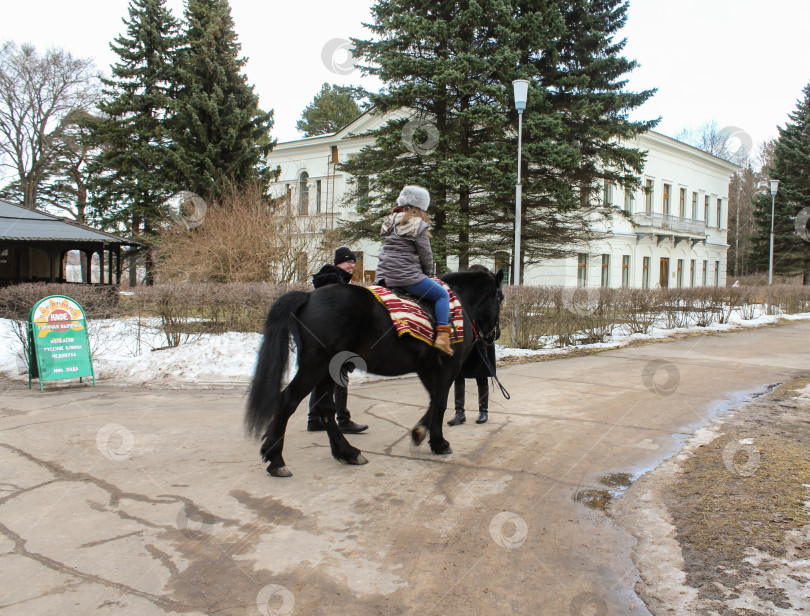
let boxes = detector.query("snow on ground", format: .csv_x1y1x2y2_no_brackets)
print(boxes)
2,306,808,389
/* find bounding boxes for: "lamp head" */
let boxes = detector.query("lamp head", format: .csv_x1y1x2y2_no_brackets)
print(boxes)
512,79,530,112
769,179,779,197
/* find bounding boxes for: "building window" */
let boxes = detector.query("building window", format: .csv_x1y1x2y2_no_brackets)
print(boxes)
642,256,650,289
298,171,309,215
645,179,654,214
702,260,708,286
690,259,696,287
676,259,684,287
577,253,588,288
659,258,669,289
679,188,686,218
315,179,322,214
704,195,710,226
663,183,671,216
494,251,510,286
715,260,720,286
601,254,610,287
692,192,698,220
622,255,630,288
602,180,613,206
624,187,635,213
358,175,369,208
716,199,722,229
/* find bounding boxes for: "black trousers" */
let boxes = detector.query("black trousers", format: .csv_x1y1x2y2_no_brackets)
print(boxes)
454,376,489,412
308,367,350,423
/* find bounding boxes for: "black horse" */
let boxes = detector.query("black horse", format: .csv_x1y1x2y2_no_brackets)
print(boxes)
245,269,504,477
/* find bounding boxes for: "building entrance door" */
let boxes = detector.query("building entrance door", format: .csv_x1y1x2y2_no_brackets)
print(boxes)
659,258,670,288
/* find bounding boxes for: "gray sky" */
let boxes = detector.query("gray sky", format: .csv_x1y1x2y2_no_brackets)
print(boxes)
2,0,809,150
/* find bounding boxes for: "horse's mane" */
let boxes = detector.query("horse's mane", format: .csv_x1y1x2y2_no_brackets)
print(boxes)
441,269,495,288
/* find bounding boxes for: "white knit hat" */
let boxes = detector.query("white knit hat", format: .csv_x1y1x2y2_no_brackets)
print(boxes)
397,185,430,211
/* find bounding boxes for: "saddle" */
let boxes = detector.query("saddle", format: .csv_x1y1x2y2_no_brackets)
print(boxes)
366,279,464,348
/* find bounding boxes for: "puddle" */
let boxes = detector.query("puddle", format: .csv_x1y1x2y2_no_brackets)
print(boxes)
574,384,782,514
574,489,612,511
575,472,637,512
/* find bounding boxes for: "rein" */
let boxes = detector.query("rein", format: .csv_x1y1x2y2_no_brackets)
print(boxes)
470,317,511,401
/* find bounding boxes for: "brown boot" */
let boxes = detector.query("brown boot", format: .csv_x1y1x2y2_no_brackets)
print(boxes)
434,325,454,356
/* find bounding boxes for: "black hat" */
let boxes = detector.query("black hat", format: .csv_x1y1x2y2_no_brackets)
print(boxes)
334,247,356,266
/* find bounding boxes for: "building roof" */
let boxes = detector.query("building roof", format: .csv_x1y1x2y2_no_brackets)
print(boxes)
0,200,136,244
274,107,741,175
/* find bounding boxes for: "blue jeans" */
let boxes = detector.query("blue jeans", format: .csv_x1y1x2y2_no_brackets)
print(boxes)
403,277,450,325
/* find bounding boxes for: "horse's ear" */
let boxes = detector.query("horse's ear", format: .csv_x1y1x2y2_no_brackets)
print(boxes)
494,269,504,285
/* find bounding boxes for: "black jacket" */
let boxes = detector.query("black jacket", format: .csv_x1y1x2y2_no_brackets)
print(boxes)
313,264,352,288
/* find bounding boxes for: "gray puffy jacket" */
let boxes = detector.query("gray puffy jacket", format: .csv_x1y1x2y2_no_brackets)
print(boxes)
375,211,434,286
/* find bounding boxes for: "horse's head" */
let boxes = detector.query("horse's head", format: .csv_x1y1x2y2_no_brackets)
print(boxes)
442,268,504,345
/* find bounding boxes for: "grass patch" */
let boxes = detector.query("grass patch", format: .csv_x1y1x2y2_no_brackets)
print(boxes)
664,378,810,605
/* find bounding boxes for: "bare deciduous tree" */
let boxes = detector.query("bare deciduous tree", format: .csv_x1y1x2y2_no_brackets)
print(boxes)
0,41,98,209
676,120,751,165
155,183,337,284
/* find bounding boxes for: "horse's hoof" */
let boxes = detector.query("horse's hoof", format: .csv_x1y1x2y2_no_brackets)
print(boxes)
412,425,427,445
267,465,293,477
437,446,453,455
348,453,368,465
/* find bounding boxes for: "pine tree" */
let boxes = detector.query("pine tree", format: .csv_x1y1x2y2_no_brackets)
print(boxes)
86,0,181,280
342,0,655,279
171,0,275,198
297,83,363,137
751,83,810,283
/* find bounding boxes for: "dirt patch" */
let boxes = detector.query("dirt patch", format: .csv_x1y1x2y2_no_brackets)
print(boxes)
617,376,810,615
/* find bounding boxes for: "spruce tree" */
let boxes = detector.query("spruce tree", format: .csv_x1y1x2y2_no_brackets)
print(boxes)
171,0,275,198
343,0,523,272
342,0,655,279
86,0,181,281
751,82,810,283
509,0,657,278
297,83,363,137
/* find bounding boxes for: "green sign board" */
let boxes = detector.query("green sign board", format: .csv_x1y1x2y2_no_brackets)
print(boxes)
28,295,95,392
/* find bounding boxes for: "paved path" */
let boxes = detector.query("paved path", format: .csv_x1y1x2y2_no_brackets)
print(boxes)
1,321,809,615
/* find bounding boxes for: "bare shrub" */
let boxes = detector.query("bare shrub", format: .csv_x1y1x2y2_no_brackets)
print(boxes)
127,282,310,348
690,287,723,327
659,288,692,329
616,288,659,335
737,288,761,320
770,284,810,314
0,282,120,320
575,287,619,345
500,285,555,349
154,182,337,284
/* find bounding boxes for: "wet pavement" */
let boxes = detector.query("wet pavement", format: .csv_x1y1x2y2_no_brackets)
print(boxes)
1,320,809,615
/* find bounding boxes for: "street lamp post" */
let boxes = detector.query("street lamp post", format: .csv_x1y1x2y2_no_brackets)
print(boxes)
767,179,779,314
512,79,529,286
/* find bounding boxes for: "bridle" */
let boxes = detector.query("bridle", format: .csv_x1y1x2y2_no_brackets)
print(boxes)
469,286,510,400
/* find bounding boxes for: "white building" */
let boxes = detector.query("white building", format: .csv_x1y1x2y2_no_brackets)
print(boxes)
266,111,738,288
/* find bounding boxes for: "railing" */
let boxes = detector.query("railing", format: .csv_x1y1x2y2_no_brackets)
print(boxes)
632,212,707,235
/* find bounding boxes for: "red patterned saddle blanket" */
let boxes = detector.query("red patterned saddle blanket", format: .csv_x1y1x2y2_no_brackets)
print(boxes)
366,279,464,347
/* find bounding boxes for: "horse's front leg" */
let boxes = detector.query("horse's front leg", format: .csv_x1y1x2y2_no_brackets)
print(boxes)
426,383,453,455
313,376,367,466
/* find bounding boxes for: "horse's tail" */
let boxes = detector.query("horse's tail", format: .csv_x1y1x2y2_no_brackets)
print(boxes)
245,290,310,438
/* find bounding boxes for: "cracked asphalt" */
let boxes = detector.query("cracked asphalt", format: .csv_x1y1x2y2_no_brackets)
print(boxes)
1,320,809,616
